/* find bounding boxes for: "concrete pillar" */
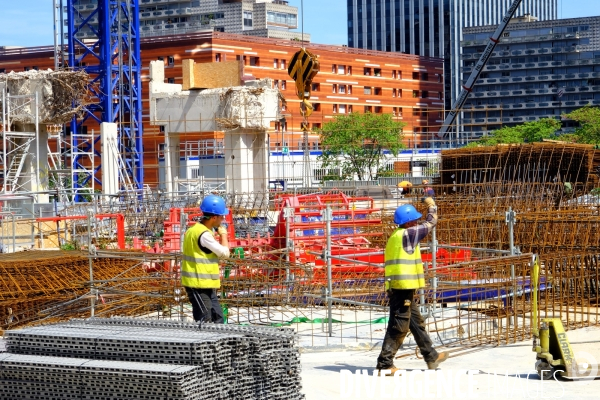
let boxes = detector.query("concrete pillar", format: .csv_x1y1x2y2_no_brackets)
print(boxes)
163,124,180,196
224,128,268,194
18,123,49,203
100,122,119,197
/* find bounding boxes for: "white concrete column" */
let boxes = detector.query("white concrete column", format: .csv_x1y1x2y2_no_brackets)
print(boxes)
100,122,119,197
224,128,268,194
163,124,180,196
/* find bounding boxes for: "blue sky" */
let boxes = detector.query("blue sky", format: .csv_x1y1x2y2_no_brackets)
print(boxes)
0,0,596,48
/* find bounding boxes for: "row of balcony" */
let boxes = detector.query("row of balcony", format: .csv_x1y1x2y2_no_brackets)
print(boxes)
476,71,600,85
471,85,600,99
461,32,580,47
464,59,599,74
462,45,582,60
464,99,600,113
140,8,195,19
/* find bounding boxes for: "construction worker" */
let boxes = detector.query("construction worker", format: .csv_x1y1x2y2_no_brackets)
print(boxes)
182,195,230,323
396,180,413,198
376,197,448,375
422,179,435,197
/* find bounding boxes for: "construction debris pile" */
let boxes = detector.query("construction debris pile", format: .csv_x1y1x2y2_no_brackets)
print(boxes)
1,318,303,400
0,69,89,124
0,251,177,330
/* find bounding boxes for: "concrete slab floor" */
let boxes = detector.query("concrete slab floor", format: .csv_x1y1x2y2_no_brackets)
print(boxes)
300,325,600,400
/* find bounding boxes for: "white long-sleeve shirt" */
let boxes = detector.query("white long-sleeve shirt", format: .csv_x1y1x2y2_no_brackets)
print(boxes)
199,230,230,258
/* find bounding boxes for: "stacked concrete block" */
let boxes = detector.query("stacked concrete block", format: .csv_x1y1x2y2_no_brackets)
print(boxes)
1,318,303,400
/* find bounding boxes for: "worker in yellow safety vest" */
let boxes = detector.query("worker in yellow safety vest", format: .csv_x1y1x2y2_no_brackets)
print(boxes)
182,195,230,323
376,197,449,376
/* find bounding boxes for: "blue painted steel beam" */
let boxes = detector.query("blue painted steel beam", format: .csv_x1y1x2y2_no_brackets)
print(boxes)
67,0,143,199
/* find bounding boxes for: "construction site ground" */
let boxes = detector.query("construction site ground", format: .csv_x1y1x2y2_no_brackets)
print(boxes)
300,325,600,399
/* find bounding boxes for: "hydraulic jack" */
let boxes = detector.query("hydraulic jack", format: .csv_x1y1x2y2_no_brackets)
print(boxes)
531,258,600,380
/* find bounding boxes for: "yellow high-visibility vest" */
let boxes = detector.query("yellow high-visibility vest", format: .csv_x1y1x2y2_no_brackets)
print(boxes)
384,228,425,290
181,223,220,289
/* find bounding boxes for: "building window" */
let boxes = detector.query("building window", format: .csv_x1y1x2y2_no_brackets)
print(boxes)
373,68,381,76
339,104,346,114
413,90,419,98
412,72,419,80
332,104,338,113
392,89,396,97
347,66,352,75
280,59,286,69
168,56,175,66
348,85,352,94
281,80,286,90
274,59,278,68
332,84,337,93
249,56,259,66
338,85,346,94
311,83,320,91
24,67,30,71
364,106,372,113
438,92,442,100
243,11,253,27
215,53,222,62
374,87,382,95
274,122,280,132
397,71,402,79
422,91,428,98
312,123,322,130
375,106,382,113
337,65,345,74
332,64,337,73
314,103,321,111
273,80,279,89
397,89,402,98
32,66,39,71
157,56,164,61
364,67,372,76
421,73,428,81
348,105,352,113
364,86,372,95
168,78,175,84
398,108,403,117
282,121,287,132
392,71,396,79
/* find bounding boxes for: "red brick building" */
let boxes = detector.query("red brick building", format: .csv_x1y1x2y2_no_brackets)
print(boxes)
0,31,444,186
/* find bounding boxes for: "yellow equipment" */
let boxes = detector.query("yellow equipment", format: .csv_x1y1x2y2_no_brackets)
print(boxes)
287,47,320,119
531,259,599,380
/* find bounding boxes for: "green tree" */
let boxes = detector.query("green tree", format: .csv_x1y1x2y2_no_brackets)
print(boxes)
317,112,406,181
465,118,561,147
563,106,600,144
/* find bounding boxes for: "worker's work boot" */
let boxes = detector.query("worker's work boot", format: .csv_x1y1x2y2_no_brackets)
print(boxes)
377,366,401,377
427,351,449,370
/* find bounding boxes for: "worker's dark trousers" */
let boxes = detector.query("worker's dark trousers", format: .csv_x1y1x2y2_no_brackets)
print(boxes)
376,289,438,369
185,287,225,323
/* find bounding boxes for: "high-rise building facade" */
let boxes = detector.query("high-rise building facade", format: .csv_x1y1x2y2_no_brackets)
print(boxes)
461,16,600,137
71,0,309,41
347,0,557,112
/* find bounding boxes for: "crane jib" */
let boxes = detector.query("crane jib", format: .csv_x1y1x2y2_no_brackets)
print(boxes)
436,0,524,139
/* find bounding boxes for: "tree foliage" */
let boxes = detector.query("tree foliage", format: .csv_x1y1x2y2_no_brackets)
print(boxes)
317,113,406,181
465,118,561,147
563,106,600,145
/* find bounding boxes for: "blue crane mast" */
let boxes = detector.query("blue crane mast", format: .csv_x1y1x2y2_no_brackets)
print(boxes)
66,0,143,198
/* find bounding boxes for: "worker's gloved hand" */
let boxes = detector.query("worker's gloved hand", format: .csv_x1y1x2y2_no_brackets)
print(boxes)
217,226,228,236
423,197,436,208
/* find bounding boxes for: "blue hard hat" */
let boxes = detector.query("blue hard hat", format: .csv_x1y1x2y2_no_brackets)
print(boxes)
200,195,229,216
394,204,422,225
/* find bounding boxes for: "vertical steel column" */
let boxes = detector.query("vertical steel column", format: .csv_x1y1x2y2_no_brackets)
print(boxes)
322,205,333,337
506,207,517,327
87,211,95,317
